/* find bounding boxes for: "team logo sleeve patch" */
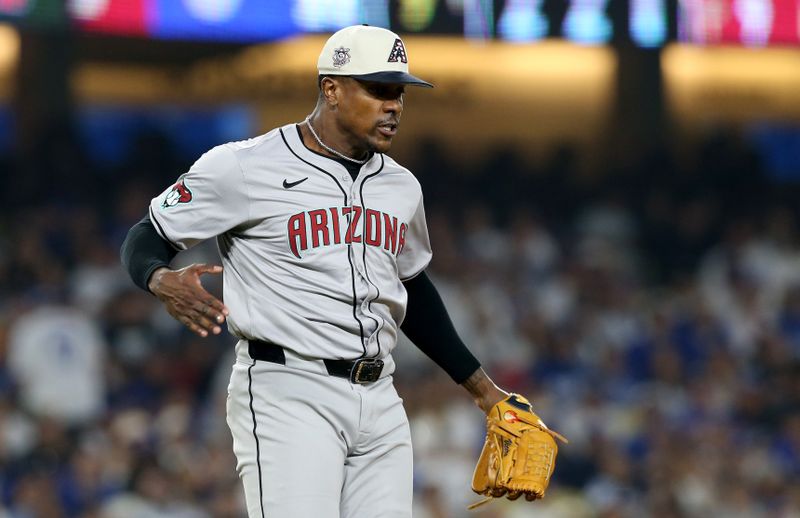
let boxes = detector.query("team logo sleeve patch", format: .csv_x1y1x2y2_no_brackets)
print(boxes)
333,47,351,68
387,38,408,63
162,177,193,208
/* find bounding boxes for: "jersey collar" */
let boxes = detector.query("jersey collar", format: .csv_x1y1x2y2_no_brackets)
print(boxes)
285,123,382,179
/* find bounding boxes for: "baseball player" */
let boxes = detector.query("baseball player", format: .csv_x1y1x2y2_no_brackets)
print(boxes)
121,25,515,517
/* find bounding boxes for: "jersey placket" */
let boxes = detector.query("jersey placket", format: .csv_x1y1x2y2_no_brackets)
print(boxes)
348,173,383,358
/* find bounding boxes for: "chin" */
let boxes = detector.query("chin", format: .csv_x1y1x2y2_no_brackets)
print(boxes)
370,138,393,154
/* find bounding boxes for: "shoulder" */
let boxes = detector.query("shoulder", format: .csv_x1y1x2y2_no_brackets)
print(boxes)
220,126,287,159
379,154,422,193
379,154,424,200
195,126,288,174
186,144,240,176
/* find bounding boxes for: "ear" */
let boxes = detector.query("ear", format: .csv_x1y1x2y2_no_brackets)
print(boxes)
320,76,341,107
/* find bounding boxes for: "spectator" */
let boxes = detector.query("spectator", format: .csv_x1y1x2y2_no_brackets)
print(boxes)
7,305,105,425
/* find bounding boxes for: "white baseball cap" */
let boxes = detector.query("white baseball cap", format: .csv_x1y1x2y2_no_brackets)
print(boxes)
317,25,433,88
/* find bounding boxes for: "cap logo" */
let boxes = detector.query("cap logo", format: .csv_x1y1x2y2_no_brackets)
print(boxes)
332,46,350,68
387,38,407,64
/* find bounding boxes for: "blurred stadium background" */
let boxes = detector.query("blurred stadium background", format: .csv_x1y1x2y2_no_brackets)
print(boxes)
1,0,799,516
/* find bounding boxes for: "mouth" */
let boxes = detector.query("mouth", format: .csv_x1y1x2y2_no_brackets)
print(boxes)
377,121,398,137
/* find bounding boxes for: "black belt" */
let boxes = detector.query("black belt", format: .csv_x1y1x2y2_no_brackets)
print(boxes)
248,340,384,384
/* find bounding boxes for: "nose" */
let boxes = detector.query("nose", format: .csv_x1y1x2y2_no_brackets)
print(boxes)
383,96,403,116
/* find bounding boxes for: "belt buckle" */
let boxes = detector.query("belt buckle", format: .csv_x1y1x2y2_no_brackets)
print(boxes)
350,358,384,384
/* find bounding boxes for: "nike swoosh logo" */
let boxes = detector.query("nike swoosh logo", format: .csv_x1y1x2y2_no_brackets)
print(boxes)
283,177,308,189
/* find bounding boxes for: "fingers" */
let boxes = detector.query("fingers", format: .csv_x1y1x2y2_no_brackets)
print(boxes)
203,294,229,317
191,263,224,276
177,310,223,338
186,265,230,316
200,302,226,330
178,315,214,338
198,315,222,336
155,264,230,337
186,300,227,337
167,297,227,338
481,488,541,504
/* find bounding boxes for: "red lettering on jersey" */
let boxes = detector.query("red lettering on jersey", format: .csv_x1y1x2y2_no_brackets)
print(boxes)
341,207,351,243
330,207,341,244
364,209,382,247
345,206,362,244
383,213,398,254
289,207,407,257
287,212,307,258
308,209,330,248
397,223,407,255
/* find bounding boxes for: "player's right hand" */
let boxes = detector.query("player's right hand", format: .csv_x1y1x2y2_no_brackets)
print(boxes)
147,264,229,338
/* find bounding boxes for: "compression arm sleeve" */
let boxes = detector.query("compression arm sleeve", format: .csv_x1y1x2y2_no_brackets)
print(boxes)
120,215,178,292
401,271,481,384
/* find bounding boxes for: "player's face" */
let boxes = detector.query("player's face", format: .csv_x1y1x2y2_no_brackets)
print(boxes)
337,78,405,154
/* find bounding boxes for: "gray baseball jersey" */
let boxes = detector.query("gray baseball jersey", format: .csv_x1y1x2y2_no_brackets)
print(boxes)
149,123,432,368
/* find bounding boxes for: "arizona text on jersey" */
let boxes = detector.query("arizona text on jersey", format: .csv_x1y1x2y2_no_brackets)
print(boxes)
148,123,432,365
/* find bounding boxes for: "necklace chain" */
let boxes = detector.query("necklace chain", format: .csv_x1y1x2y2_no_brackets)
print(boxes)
304,117,369,165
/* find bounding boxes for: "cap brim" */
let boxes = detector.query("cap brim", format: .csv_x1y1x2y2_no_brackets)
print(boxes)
348,71,433,88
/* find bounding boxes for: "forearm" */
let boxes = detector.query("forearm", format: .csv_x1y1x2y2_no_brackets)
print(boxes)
120,215,178,292
400,271,481,384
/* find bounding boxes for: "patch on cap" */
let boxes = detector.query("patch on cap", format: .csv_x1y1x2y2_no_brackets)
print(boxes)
332,47,351,68
387,38,407,64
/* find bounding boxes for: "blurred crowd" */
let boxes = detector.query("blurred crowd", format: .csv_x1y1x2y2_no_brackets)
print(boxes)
0,122,798,518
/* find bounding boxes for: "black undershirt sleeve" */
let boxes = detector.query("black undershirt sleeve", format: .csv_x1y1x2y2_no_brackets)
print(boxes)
401,271,481,384
120,215,178,292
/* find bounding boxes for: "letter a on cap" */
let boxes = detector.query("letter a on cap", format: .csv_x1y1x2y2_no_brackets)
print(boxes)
387,38,408,63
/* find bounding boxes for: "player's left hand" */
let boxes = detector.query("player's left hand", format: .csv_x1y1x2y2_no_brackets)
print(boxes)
148,263,229,337
469,394,567,510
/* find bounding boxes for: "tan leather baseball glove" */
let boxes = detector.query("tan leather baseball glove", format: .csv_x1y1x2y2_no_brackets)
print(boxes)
469,394,567,510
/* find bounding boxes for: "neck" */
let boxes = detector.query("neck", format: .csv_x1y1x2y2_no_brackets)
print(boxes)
303,113,369,163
